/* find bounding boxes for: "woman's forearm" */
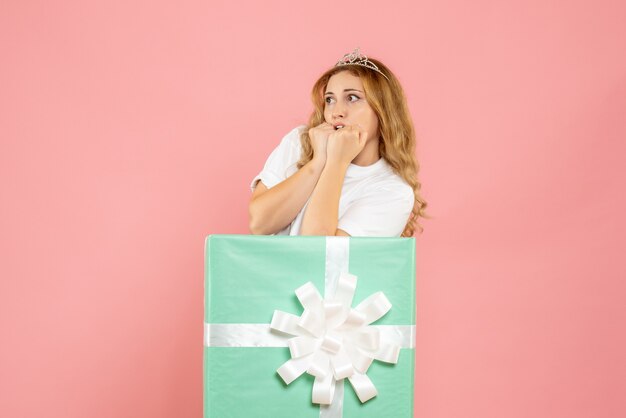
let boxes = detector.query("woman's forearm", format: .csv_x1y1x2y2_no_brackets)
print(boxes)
300,160,349,236
249,158,325,235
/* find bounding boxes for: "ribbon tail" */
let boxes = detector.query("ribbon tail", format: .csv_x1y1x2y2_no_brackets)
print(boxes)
319,379,344,418
348,372,378,403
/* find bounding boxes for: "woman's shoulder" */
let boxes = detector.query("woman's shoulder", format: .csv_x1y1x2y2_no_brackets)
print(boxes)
265,125,306,177
279,124,307,149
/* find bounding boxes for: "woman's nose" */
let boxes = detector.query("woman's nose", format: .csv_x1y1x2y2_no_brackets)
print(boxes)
332,102,346,119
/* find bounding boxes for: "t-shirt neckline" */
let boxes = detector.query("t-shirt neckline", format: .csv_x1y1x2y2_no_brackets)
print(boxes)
346,157,387,178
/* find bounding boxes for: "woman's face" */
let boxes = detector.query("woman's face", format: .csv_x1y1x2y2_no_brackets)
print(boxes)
323,71,379,142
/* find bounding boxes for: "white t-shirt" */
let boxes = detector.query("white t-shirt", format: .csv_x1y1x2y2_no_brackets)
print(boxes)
250,125,414,237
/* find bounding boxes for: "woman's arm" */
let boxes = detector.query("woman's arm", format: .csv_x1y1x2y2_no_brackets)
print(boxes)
300,126,367,236
249,157,325,235
249,123,335,235
299,160,349,235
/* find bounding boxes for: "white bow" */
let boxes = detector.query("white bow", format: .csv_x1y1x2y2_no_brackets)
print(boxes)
270,272,400,405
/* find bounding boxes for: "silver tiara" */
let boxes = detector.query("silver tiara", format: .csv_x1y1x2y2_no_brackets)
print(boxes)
335,47,390,81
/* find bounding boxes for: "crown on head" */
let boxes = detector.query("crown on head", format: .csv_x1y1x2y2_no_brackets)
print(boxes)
335,47,390,81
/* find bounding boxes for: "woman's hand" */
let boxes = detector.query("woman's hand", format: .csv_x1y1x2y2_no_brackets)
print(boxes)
326,125,368,166
308,122,335,166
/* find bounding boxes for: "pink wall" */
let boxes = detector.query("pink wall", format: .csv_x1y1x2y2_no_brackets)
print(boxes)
1,1,625,417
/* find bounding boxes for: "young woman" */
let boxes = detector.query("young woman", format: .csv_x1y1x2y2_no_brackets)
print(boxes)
249,48,429,237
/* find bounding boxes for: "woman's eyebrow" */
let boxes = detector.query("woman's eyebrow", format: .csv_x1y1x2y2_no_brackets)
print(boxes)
324,89,363,95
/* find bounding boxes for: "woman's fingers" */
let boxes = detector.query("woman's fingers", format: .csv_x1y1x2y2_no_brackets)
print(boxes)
326,125,368,164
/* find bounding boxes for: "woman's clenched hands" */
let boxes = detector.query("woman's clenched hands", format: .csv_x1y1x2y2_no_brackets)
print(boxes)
327,125,368,166
308,123,368,167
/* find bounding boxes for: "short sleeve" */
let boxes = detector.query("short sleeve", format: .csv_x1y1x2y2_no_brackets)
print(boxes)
250,125,305,192
337,185,414,237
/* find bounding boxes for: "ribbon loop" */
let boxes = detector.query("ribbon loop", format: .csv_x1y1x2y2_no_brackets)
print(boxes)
330,348,354,380
312,373,336,405
320,332,342,354
296,282,324,312
307,350,330,378
374,342,401,364
341,309,367,328
345,345,374,374
271,310,306,336
298,309,325,338
277,355,311,385
288,336,318,358
348,372,378,403
355,292,392,325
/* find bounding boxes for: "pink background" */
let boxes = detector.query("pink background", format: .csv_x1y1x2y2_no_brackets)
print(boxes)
1,1,625,417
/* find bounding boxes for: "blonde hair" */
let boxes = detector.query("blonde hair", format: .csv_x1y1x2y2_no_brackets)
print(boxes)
297,58,430,236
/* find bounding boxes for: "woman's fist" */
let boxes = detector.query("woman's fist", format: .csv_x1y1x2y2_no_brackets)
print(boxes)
308,122,335,164
327,125,368,166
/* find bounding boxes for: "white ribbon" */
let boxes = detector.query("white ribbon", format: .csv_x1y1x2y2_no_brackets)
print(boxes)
204,236,415,418
204,323,415,350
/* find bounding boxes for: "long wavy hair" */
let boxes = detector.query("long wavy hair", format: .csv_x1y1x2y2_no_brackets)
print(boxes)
297,57,430,236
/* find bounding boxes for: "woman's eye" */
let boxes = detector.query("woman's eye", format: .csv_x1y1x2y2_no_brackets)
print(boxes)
324,95,359,104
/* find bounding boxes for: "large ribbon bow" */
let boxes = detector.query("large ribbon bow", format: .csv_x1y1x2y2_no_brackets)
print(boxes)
270,271,400,405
